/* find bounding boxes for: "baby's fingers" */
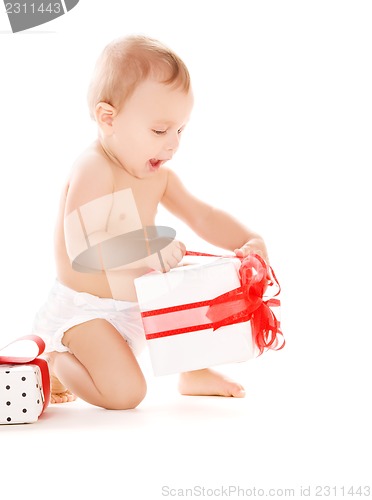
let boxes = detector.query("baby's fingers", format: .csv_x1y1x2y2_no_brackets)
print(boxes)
234,244,268,263
234,244,253,258
177,241,186,257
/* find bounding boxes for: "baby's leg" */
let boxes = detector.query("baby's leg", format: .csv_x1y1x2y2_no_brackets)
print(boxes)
51,319,146,410
178,368,245,398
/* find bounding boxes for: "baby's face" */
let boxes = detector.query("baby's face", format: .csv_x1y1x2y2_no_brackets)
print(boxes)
110,79,194,178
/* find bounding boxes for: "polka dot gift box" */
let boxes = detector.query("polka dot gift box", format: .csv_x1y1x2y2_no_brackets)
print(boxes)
0,336,50,424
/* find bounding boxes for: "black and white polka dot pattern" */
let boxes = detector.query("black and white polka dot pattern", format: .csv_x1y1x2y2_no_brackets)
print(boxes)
0,364,44,424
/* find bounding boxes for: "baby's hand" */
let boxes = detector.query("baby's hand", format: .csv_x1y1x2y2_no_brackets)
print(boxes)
234,238,269,263
154,239,186,273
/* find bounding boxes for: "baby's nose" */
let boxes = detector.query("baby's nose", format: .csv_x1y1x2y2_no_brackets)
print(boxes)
165,134,180,151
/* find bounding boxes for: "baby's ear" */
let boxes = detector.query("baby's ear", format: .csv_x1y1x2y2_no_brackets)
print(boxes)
95,102,116,133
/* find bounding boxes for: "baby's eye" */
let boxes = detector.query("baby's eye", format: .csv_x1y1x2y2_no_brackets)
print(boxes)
152,129,167,135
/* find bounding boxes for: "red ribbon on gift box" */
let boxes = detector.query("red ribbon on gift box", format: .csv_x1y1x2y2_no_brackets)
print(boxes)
0,335,51,412
142,252,284,355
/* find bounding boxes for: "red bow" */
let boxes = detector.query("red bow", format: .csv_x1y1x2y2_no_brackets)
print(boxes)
0,335,51,412
185,251,285,355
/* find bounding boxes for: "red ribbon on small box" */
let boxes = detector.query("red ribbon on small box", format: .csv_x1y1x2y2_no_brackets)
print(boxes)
141,252,284,355
0,335,51,412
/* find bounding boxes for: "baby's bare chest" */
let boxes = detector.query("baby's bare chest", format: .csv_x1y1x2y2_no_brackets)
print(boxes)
110,176,165,231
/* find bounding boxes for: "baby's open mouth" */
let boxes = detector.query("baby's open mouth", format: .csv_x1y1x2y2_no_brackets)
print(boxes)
149,158,161,168
149,158,170,170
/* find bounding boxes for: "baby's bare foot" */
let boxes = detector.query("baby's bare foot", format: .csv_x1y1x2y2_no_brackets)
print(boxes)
178,368,245,398
44,353,77,404
50,374,77,404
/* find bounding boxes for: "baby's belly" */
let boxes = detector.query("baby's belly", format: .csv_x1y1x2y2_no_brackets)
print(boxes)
56,259,144,302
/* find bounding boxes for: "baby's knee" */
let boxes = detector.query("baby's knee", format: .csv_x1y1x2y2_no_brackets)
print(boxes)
103,377,147,410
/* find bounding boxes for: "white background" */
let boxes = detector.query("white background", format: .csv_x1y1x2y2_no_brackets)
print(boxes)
0,1,371,499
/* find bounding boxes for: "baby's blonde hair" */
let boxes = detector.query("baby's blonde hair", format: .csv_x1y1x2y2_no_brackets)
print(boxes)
87,35,191,121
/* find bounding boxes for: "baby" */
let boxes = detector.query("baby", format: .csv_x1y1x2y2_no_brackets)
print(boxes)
32,35,269,409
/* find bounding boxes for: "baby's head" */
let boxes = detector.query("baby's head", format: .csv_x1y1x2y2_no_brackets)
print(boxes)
87,35,191,121
87,35,194,178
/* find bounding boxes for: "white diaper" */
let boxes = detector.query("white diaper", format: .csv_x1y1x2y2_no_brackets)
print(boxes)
32,280,146,356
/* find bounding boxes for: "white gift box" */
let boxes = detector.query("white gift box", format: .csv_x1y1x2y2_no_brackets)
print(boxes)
134,257,255,376
0,364,45,424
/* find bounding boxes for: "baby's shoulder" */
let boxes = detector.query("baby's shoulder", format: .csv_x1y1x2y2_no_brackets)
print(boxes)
69,144,113,183
64,144,115,212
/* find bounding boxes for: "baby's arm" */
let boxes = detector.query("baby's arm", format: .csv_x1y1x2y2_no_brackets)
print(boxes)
161,169,268,261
